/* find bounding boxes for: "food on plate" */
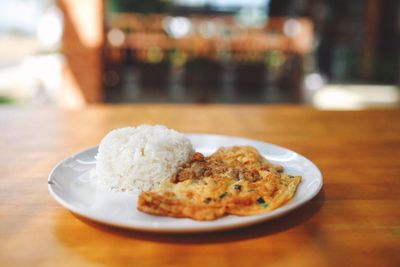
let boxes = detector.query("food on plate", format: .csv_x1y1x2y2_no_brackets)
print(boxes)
95,125,301,221
96,125,194,192
138,146,301,220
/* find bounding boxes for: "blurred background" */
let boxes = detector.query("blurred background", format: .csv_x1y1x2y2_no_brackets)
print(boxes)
0,0,399,109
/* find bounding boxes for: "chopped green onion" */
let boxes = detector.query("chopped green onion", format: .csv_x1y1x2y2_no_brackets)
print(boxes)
234,184,242,191
219,192,228,199
261,203,269,209
288,175,295,179
203,197,212,204
256,197,265,204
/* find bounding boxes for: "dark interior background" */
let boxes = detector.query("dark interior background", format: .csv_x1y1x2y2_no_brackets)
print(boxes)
102,0,399,103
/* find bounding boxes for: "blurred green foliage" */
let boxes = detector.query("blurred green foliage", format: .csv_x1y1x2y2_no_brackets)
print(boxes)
107,0,172,14
0,95,14,104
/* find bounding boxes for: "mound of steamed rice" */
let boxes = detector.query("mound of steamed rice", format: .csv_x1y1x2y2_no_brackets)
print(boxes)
96,125,194,192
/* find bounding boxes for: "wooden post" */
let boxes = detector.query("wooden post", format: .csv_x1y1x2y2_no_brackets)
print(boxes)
59,0,104,106
363,0,381,80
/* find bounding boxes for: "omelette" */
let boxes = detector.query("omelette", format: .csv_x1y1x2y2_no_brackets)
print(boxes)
138,146,301,220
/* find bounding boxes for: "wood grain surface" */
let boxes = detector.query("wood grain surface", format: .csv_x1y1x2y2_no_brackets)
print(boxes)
0,105,399,267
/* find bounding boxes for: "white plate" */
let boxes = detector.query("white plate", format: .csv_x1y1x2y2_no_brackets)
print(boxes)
48,134,323,233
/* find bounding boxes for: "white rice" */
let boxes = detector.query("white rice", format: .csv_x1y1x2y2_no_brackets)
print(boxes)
95,125,194,192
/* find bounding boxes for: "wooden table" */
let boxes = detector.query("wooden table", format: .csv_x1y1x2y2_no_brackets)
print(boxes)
1,105,399,267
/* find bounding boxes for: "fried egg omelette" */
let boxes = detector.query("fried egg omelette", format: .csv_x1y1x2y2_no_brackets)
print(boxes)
138,146,301,220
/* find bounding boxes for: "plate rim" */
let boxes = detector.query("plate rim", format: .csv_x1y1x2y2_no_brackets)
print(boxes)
48,133,323,233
